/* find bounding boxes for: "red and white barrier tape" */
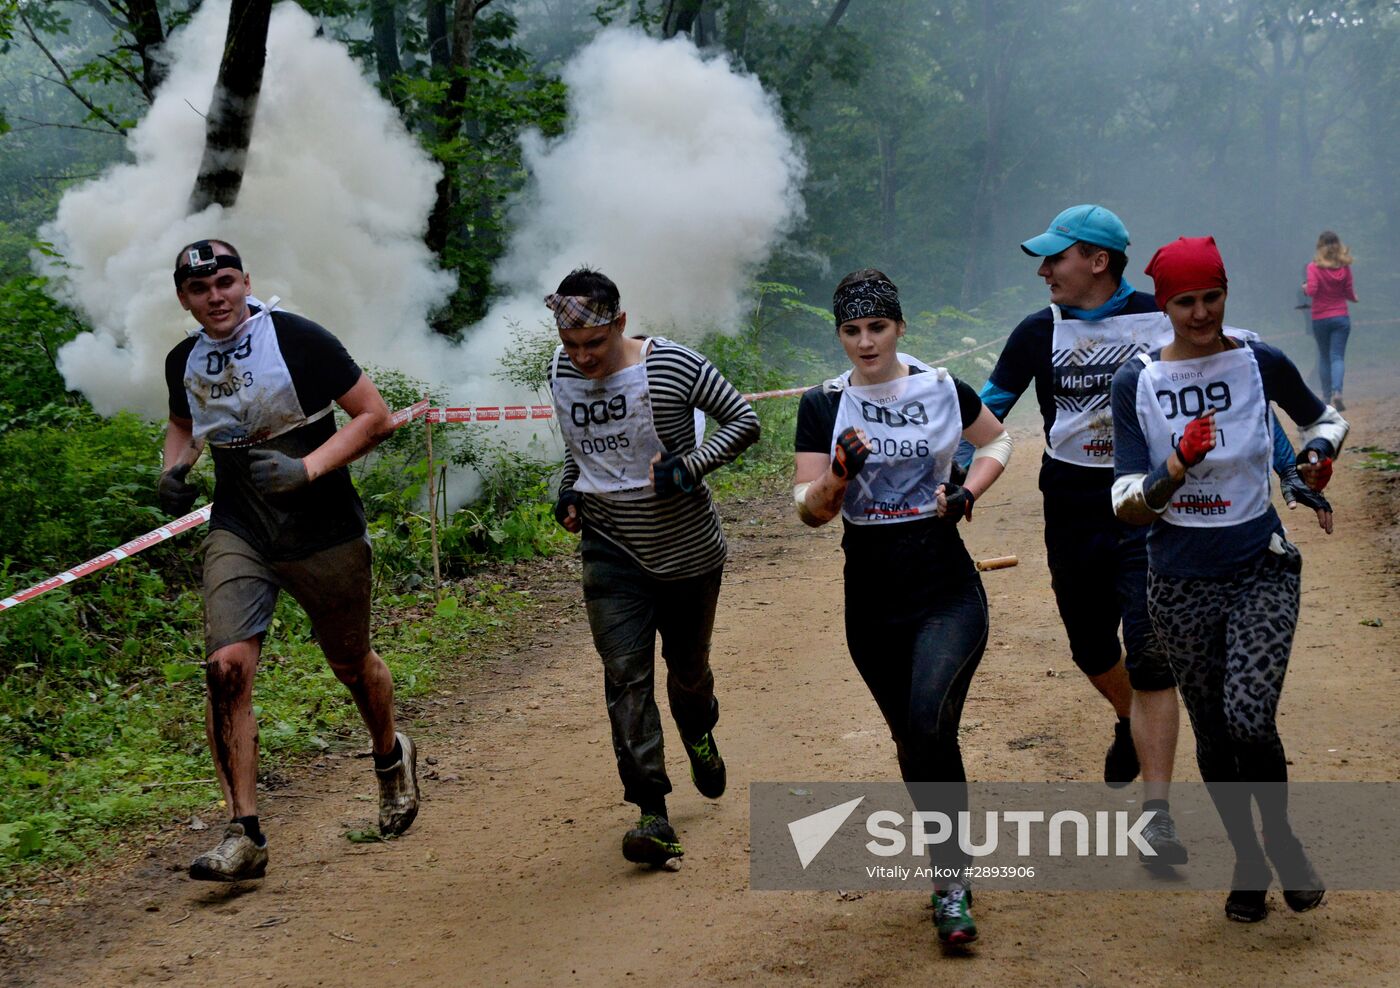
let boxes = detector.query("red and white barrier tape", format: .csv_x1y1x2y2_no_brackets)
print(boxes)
0,506,213,612
0,337,1010,613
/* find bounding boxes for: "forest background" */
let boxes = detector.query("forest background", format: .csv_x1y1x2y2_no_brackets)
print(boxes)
0,0,1397,887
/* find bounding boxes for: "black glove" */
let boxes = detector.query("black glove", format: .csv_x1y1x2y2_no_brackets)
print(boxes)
158,463,199,516
652,453,696,497
1280,463,1332,513
941,482,975,524
554,490,583,529
248,448,310,495
832,427,871,480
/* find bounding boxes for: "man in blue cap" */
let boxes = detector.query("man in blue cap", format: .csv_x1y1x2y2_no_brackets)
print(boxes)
970,205,1327,866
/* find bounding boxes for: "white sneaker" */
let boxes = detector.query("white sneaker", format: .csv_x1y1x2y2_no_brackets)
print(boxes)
375,732,421,836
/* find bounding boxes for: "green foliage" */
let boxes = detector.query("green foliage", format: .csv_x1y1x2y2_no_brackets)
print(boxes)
0,579,530,873
0,276,86,425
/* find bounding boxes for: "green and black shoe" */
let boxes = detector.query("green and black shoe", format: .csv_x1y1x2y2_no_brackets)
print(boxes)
933,884,978,946
684,731,727,799
622,814,684,866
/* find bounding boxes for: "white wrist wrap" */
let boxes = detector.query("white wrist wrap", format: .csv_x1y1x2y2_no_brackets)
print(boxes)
971,429,1013,467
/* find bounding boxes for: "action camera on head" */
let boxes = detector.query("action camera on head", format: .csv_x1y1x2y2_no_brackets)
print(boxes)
174,241,243,288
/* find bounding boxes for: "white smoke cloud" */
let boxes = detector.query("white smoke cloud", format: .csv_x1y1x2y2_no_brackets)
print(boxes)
42,14,805,419
487,28,806,342
42,0,455,418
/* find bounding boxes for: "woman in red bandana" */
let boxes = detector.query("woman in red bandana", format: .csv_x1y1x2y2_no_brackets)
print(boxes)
1109,237,1348,923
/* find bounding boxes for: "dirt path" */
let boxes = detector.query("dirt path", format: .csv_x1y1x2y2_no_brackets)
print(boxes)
7,395,1400,988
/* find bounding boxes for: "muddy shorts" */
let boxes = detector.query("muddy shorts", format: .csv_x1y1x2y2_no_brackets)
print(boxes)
200,528,372,663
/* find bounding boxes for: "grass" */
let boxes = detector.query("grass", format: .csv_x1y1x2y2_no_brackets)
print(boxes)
1351,445,1400,472
0,577,531,899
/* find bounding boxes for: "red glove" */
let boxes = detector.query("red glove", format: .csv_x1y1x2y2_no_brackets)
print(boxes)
1296,448,1333,492
832,427,871,479
1174,414,1215,467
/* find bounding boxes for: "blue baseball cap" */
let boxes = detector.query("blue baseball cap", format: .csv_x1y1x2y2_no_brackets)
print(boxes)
1021,204,1130,257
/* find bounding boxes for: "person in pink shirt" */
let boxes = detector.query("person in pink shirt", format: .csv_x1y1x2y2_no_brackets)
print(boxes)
1303,231,1358,410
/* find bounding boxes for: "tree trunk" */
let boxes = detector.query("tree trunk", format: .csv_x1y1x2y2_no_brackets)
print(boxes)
723,0,752,58
662,0,704,39
960,0,1012,308
125,0,168,97
877,119,899,244
187,0,273,213
427,0,451,71
425,0,486,258
371,0,403,92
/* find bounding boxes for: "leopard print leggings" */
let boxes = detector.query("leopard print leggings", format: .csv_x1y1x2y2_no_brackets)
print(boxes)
1147,540,1303,858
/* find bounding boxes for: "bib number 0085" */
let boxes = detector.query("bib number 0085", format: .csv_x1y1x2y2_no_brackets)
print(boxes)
579,433,630,455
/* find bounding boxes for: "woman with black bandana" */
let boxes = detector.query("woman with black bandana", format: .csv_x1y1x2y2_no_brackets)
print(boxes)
792,269,1013,946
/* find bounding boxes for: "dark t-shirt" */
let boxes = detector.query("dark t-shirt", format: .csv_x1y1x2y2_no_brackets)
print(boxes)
795,368,984,599
986,291,1161,512
165,308,366,561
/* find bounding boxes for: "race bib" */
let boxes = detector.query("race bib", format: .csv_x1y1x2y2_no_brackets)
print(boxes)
184,302,328,447
832,358,962,525
551,345,668,501
1135,344,1273,528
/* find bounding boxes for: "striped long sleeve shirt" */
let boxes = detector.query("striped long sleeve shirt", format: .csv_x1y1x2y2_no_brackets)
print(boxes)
555,338,761,578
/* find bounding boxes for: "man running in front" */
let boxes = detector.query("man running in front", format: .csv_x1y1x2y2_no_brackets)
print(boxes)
159,239,419,881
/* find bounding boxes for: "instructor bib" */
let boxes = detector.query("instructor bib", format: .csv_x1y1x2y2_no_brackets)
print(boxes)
551,343,669,501
1135,344,1272,528
1047,305,1172,466
831,356,962,526
183,300,331,448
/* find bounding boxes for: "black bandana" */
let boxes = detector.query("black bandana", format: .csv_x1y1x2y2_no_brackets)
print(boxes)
833,278,902,325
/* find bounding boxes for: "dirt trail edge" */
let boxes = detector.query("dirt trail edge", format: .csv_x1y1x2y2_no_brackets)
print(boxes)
7,399,1400,987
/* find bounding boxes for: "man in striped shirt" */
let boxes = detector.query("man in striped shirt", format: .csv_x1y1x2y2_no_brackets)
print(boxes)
547,267,761,867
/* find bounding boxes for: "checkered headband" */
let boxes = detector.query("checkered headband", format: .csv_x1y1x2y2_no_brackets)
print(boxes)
544,294,620,330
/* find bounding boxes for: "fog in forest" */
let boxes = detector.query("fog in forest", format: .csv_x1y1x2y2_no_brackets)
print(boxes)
3,0,1397,412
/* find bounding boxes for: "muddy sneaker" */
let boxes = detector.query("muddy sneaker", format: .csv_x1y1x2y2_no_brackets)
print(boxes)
684,731,727,799
375,732,421,836
622,814,684,866
189,823,268,882
1138,809,1189,865
1331,392,1345,412
933,883,978,945
1265,832,1325,912
1104,719,1140,788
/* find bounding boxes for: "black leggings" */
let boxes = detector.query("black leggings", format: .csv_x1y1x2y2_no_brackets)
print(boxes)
845,577,989,869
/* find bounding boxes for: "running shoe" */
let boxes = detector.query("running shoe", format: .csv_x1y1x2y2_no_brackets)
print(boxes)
622,814,684,866
933,883,978,945
1332,393,1345,412
1103,719,1140,788
1224,858,1271,923
189,822,268,882
684,731,727,799
375,731,421,836
1265,833,1325,912
1138,808,1189,865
